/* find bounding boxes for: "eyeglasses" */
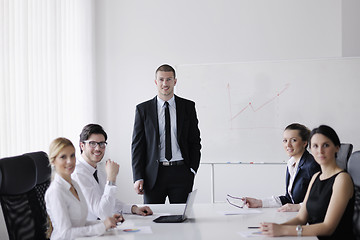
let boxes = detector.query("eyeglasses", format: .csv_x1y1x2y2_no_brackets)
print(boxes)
226,194,245,208
83,140,108,149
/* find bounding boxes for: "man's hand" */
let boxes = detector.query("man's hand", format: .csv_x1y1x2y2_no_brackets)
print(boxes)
134,180,144,194
131,205,153,216
105,159,119,182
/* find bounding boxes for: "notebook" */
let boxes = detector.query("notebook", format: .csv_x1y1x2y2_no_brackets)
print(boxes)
153,189,197,223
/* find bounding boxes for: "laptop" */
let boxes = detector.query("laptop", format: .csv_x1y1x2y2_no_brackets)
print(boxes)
153,189,197,223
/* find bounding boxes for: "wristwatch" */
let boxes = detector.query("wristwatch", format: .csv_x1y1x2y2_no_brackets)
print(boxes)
296,225,302,237
106,180,116,186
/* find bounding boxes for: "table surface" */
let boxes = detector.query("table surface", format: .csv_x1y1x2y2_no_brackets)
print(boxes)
76,203,317,240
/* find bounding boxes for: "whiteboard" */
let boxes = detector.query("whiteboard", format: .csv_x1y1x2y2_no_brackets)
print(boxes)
176,58,360,163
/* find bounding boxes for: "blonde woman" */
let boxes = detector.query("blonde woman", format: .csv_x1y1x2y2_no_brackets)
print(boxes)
45,138,122,240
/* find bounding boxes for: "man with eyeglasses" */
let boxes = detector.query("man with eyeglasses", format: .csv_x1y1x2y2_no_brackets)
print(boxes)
73,124,152,221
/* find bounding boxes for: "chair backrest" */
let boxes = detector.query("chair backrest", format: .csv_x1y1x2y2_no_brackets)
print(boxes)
24,152,52,225
0,151,51,240
348,151,360,239
336,143,353,170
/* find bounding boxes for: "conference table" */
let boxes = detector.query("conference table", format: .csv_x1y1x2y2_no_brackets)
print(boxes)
76,203,317,240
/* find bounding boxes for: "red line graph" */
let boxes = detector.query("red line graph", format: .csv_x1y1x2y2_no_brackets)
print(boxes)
227,83,290,121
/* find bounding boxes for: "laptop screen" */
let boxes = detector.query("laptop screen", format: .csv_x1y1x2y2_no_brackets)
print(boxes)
182,189,197,219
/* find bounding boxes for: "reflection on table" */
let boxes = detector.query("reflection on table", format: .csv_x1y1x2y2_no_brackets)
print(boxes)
76,203,317,240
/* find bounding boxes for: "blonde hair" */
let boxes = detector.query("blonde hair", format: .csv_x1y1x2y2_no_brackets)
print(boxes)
47,137,75,238
46,215,53,239
48,137,75,165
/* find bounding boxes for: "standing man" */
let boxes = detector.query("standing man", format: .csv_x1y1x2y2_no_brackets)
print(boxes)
132,64,201,204
73,124,152,221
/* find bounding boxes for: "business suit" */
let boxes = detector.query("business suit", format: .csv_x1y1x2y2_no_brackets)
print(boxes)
279,150,320,205
132,95,201,203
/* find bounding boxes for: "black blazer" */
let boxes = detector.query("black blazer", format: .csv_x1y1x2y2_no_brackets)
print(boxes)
131,95,201,190
279,150,320,205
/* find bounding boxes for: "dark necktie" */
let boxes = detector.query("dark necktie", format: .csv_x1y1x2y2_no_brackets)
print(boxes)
93,170,101,220
165,101,172,160
93,170,99,183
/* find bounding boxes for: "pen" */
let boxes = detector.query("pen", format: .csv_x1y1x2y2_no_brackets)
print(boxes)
248,227,260,229
117,210,125,225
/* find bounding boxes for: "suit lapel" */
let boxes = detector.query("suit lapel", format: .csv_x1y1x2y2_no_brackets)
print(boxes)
175,95,184,141
150,97,160,140
292,151,308,187
286,169,290,187
295,151,307,177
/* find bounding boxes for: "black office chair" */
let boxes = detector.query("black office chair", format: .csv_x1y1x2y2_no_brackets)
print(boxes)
24,151,52,229
348,151,360,239
0,151,51,240
336,143,353,170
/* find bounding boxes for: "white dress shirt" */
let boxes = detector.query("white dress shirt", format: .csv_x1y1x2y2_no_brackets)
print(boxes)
262,157,299,208
286,156,299,203
157,96,183,162
72,156,132,221
45,173,106,240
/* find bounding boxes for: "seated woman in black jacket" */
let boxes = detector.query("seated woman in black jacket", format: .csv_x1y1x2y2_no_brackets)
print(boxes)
244,123,320,212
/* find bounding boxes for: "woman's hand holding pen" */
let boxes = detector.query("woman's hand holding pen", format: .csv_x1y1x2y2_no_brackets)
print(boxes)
115,212,125,224
104,213,125,230
104,213,124,230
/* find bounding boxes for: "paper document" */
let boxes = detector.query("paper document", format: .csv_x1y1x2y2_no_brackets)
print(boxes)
220,209,262,215
117,226,152,234
238,230,263,238
105,225,153,235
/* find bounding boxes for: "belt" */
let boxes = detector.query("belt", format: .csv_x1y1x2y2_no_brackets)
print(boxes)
160,161,184,166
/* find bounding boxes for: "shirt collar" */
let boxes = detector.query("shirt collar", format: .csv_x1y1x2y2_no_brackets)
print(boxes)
78,155,97,174
157,95,175,108
54,173,72,190
287,156,297,168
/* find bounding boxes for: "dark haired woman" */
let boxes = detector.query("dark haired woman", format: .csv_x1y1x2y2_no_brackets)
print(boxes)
244,123,320,212
260,125,355,239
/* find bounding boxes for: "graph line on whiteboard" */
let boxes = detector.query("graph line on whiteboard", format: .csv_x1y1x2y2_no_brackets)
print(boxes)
227,83,290,123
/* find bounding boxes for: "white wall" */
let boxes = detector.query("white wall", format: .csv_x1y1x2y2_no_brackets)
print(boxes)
342,0,360,56
93,0,358,204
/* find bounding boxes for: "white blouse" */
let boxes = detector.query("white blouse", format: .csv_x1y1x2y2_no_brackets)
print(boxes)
45,173,106,240
262,157,299,208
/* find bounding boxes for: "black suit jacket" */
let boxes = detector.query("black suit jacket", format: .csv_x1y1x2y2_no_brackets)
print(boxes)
279,150,320,205
131,95,201,190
